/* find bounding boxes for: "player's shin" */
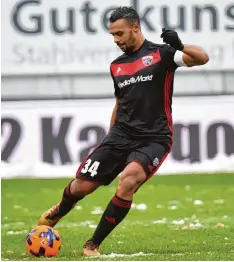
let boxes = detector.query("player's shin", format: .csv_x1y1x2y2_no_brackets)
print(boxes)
38,180,84,227
58,180,84,216
88,194,132,246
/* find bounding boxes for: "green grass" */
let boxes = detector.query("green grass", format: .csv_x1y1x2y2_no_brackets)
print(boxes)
1,174,234,261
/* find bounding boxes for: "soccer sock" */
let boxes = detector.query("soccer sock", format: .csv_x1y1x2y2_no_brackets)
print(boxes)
91,194,132,245
58,180,84,216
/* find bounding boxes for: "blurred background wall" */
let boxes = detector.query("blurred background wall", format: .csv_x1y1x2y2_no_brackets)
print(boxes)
1,0,234,177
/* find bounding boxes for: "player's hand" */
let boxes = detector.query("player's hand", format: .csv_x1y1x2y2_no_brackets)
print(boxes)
160,28,184,51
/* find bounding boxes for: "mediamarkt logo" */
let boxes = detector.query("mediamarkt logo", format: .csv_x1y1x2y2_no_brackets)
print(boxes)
118,75,153,88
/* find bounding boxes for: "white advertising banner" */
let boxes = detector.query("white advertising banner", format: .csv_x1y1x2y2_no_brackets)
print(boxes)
1,0,234,75
1,96,234,178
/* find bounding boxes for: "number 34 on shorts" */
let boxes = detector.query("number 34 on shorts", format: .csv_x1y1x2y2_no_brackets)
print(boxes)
81,159,100,177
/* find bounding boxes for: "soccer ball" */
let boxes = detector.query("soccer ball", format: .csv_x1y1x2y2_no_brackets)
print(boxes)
25,225,62,257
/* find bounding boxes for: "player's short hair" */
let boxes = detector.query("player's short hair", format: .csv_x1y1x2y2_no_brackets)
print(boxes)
109,6,140,25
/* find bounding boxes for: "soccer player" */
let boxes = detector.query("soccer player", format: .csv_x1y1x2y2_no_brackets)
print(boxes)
38,6,209,256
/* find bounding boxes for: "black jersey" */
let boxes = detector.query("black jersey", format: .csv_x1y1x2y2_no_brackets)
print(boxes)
110,39,178,141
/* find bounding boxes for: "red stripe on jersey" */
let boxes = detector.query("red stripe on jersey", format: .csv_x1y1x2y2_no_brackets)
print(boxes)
142,72,174,181
164,72,174,135
111,50,161,77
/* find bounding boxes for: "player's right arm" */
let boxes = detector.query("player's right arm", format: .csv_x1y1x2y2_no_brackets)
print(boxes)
109,97,118,132
109,66,120,132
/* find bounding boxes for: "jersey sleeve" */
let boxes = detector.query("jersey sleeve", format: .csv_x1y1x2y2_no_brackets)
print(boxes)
160,44,179,71
110,67,120,98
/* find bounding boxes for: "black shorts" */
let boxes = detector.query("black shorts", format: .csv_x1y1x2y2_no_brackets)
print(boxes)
76,131,171,185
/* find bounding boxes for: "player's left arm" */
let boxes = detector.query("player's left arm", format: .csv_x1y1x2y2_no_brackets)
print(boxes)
180,45,209,67
161,28,209,67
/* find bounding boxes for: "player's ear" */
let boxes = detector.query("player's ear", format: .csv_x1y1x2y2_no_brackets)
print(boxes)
132,22,140,32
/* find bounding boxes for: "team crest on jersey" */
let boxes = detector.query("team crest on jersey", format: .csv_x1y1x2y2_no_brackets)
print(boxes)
153,157,159,167
142,55,153,66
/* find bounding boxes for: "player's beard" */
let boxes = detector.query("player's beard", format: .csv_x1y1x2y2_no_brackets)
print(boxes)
117,42,133,53
118,32,136,53
122,45,134,53
123,38,136,53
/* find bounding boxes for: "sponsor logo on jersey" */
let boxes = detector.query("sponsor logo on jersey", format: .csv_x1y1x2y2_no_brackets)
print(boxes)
142,55,153,66
118,74,153,88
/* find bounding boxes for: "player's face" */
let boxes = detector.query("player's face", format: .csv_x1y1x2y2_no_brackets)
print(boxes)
109,19,140,53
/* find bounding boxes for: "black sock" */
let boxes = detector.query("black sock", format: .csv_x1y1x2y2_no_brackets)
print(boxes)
58,180,84,216
91,195,132,245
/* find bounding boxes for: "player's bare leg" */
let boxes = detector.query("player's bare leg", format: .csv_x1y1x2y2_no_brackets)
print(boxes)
82,162,146,257
38,179,99,227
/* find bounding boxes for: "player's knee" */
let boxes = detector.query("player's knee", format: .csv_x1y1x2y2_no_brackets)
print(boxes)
70,178,99,197
117,165,146,194
117,174,144,194
118,176,134,193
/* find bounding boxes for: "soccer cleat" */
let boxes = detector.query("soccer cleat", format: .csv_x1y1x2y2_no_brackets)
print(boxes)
82,240,100,257
38,203,63,227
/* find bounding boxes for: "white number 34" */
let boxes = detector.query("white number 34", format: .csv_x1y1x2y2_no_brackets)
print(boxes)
81,159,100,177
